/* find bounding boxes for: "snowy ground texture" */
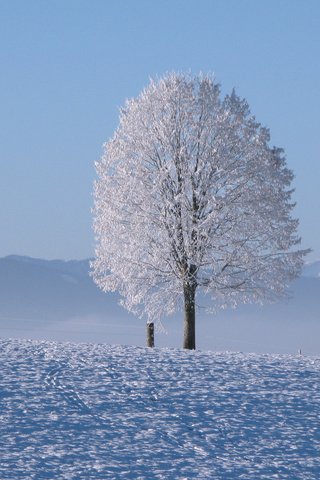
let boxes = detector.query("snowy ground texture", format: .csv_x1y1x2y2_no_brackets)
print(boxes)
1,339,320,479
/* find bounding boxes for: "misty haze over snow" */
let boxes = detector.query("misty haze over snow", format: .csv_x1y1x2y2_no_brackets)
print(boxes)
0,255,319,355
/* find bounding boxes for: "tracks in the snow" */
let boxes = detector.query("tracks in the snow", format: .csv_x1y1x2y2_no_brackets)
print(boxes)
45,363,92,414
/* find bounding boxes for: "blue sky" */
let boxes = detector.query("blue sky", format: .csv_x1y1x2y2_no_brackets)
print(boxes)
0,0,319,260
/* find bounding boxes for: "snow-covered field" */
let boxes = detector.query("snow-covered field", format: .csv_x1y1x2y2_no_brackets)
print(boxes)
1,339,319,479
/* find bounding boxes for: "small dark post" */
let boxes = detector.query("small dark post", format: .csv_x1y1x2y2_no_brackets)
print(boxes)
147,322,154,348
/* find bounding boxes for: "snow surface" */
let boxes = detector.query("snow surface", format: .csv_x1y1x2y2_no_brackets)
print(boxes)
1,338,319,479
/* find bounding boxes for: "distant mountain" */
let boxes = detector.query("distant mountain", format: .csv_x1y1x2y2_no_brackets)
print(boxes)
0,255,319,354
0,254,143,345
0,255,103,320
303,260,320,278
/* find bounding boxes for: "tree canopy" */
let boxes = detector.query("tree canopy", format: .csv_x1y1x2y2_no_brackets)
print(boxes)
92,73,308,349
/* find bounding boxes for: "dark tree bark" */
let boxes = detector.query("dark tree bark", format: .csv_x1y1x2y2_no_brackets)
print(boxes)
183,283,196,350
147,322,155,348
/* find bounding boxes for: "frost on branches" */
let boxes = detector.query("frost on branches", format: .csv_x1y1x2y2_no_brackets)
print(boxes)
92,73,308,349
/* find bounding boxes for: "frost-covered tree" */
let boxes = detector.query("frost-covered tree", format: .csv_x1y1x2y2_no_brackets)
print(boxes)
92,73,308,349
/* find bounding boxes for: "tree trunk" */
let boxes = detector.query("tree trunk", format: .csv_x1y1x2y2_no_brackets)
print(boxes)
183,284,196,350
147,322,154,348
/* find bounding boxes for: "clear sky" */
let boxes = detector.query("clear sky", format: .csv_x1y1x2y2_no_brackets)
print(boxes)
0,0,319,261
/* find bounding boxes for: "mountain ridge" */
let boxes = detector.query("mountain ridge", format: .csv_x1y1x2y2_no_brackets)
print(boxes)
0,254,319,354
